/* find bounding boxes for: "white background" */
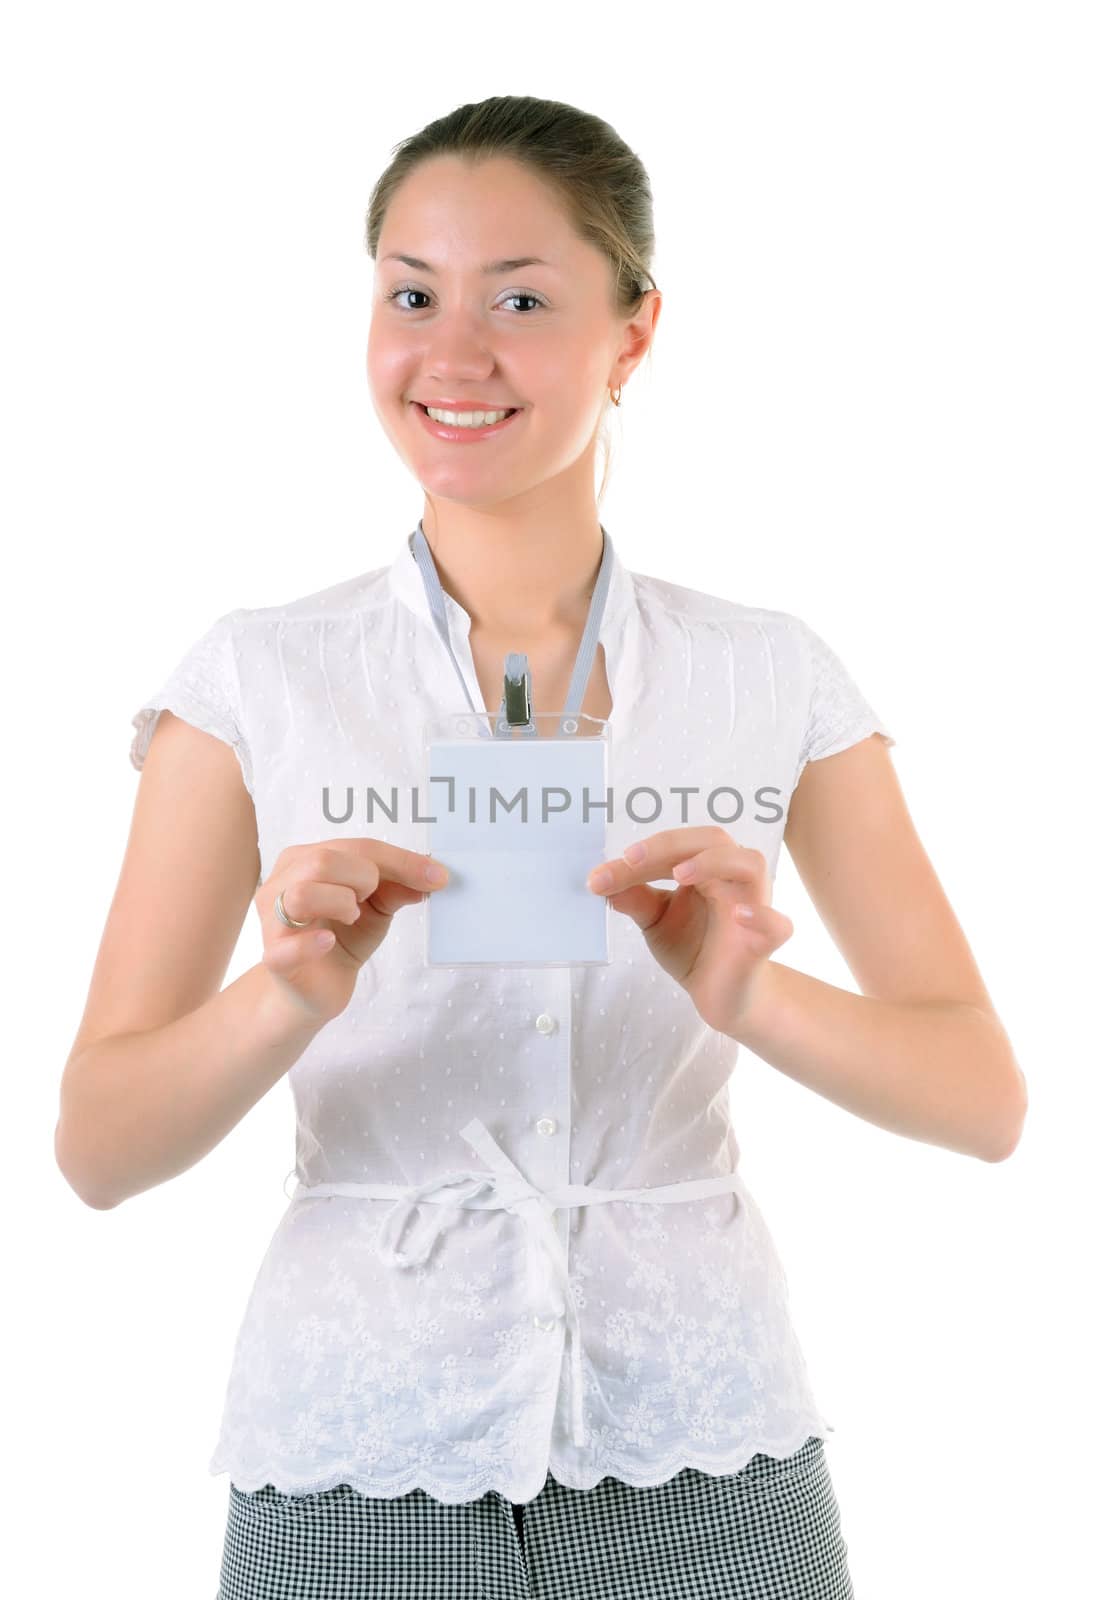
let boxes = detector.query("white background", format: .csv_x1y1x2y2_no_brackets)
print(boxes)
5,3,1094,1595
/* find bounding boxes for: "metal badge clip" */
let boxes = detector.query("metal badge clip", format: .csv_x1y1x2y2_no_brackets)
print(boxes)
502,651,534,729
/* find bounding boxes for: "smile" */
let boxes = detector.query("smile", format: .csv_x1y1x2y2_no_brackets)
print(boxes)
412,402,524,443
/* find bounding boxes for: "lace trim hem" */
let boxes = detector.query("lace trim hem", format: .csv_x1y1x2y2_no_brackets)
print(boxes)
211,1416,837,1505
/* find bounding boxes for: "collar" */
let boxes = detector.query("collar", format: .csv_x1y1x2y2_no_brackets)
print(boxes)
386,519,637,640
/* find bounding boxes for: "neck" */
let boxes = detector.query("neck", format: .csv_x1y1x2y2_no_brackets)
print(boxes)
417,505,606,634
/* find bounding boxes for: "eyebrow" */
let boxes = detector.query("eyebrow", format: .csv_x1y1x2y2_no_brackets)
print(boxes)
381,253,555,275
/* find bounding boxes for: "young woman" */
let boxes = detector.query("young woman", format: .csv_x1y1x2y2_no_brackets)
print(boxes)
57,95,1027,1599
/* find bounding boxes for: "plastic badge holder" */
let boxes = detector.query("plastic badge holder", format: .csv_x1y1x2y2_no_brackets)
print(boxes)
423,708,611,968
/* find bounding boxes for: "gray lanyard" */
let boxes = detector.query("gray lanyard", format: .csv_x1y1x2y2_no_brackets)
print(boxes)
410,520,615,738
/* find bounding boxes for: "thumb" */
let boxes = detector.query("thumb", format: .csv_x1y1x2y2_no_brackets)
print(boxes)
733,902,794,954
264,928,337,975
604,883,672,926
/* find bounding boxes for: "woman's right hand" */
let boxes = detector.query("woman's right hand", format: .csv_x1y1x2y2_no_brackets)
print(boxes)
256,840,449,1023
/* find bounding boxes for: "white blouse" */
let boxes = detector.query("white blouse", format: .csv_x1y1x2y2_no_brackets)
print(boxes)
129,522,894,1505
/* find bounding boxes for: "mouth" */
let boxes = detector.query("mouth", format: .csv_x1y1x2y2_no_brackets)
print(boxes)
411,401,525,442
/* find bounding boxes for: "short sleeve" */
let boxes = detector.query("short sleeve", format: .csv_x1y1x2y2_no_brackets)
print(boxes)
794,619,895,783
129,608,253,795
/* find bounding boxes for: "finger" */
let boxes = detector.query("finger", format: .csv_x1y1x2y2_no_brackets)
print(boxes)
586,827,724,892
670,844,771,902
590,834,765,897
731,901,795,952
281,842,448,900
339,839,451,894
271,880,361,929
263,927,338,975
352,879,427,922
620,826,730,875
603,882,674,931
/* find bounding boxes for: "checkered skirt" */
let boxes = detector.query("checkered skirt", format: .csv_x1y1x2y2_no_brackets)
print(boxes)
216,1434,854,1598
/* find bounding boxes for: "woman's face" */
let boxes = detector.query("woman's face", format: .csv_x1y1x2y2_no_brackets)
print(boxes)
367,154,642,509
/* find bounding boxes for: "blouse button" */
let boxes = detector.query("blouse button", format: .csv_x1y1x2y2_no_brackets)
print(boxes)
536,1118,557,1137
533,1314,558,1332
535,1013,557,1034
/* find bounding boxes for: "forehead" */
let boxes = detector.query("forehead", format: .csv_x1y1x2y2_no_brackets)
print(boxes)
379,155,578,261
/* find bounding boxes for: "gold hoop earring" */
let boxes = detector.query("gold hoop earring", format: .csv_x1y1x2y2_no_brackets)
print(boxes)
609,384,623,406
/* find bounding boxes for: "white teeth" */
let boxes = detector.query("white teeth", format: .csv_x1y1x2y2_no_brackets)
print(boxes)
425,406,513,428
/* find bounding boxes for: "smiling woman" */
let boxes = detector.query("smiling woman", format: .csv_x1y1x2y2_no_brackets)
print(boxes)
65,88,1024,1600
364,109,659,601
214,93,863,1600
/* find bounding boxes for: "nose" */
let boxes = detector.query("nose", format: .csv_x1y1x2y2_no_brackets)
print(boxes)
416,306,509,377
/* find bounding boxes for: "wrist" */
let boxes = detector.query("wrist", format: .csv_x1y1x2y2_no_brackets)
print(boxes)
250,962,330,1046
726,959,783,1046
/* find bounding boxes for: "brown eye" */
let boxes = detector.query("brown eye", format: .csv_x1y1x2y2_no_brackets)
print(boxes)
384,286,547,313
385,287,431,310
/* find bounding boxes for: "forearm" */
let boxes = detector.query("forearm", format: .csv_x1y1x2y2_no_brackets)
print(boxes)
55,963,327,1210
730,960,1027,1162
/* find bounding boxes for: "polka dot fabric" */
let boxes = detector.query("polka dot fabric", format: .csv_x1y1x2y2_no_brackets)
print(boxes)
129,523,893,1510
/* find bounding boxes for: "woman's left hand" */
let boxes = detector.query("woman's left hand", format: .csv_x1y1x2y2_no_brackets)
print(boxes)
587,825,794,1036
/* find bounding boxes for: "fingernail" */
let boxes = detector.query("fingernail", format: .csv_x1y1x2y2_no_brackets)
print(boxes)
426,862,449,884
735,903,754,919
588,868,612,891
623,841,646,864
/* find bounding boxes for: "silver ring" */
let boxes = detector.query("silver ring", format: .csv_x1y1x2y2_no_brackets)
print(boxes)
275,890,312,929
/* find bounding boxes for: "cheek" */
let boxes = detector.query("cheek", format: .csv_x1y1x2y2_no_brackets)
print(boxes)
365,323,412,387
563,321,614,377
532,327,602,382
535,332,614,414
